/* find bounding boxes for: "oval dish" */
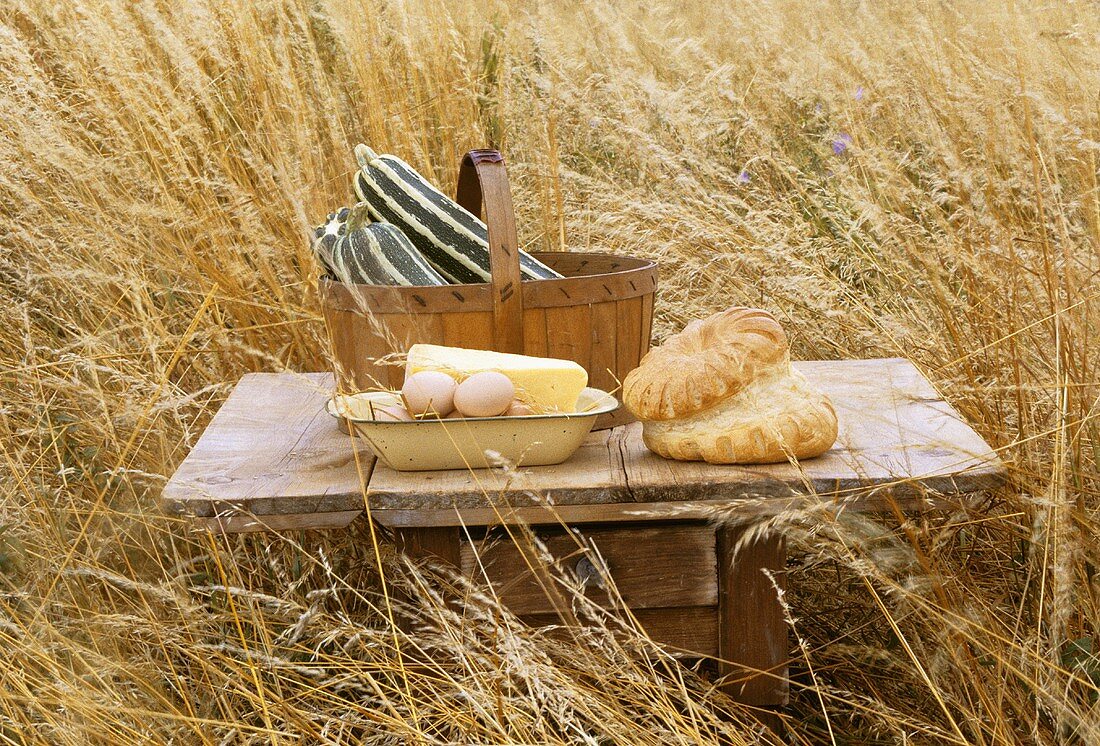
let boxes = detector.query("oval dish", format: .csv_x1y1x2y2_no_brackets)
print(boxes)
327,388,619,471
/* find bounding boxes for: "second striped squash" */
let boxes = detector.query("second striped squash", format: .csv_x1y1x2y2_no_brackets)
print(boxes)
330,205,447,287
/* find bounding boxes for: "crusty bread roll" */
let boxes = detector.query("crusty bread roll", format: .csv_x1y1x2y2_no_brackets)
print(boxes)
622,307,838,464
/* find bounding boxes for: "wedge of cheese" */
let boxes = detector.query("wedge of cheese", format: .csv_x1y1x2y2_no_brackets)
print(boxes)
406,344,588,413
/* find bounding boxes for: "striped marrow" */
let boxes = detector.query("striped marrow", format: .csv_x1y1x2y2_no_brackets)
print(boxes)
353,144,563,284
311,206,349,277
330,205,447,287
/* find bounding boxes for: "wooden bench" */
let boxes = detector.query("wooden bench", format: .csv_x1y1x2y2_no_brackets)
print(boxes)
162,358,1005,710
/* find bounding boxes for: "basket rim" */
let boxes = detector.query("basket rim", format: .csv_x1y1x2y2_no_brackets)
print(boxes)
319,251,658,314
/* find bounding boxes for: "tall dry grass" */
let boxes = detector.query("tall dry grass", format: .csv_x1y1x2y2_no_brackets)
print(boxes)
1,0,1098,742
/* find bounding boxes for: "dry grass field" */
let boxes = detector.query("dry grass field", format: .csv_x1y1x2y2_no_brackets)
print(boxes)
1,0,1099,742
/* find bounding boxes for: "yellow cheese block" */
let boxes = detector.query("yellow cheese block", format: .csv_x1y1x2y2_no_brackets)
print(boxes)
406,344,588,413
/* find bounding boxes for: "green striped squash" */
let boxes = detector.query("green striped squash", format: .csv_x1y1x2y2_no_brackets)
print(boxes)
330,205,447,287
311,206,349,277
353,144,563,284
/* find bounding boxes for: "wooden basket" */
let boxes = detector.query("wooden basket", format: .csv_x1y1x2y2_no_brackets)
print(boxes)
319,149,657,429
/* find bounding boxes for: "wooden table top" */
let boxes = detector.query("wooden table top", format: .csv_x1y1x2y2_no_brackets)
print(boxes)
161,359,1007,533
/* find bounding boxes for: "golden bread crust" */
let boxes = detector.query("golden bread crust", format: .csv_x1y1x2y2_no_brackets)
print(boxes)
622,307,788,421
623,306,838,464
638,370,838,464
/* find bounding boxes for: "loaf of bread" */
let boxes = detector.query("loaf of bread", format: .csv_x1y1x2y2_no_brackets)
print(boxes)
622,307,838,464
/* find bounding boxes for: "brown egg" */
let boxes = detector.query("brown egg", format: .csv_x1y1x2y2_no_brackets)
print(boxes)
504,401,535,417
401,370,457,417
372,403,413,422
453,371,515,417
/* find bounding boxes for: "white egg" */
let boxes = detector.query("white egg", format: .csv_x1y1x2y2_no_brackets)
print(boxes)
453,371,515,418
401,371,457,416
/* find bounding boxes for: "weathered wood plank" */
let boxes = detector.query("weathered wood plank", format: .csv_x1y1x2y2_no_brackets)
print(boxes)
459,523,717,615
620,358,1006,504
522,606,718,657
394,526,462,567
391,527,463,633
717,526,788,706
162,359,1006,526
161,373,374,518
368,489,980,528
372,358,1003,511
195,510,362,534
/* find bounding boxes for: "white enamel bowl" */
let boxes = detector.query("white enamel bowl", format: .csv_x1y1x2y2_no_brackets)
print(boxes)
327,388,619,471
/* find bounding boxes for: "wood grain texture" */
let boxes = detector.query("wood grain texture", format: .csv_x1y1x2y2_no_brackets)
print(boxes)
522,606,718,657
521,306,549,358
459,523,716,614
195,510,361,534
619,358,1006,504
321,300,396,392
380,312,445,366
536,252,658,279
615,296,644,378
524,253,658,308
370,501,714,528
320,278,491,315
588,300,620,393
442,311,494,351
394,526,462,567
590,297,635,430
161,373,375,518
462,151,525,354
163,359,1006,527
367,492,971,528
639,292,654,363
717,527,788,706
544,304,592,370
369,358,1004,512
320,254,656,314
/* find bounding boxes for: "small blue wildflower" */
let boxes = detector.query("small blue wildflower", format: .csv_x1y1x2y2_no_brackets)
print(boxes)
737,170,750,184
831,133,853,155
855,86,865,101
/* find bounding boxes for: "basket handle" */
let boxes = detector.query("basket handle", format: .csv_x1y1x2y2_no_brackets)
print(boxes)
455,149,524,354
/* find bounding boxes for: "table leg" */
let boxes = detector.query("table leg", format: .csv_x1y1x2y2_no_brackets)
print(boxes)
390,527,462,632
392,526,461,567
717,525,789,706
